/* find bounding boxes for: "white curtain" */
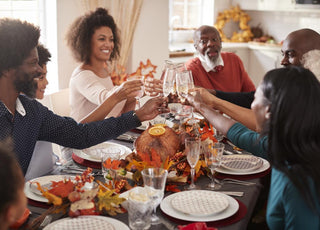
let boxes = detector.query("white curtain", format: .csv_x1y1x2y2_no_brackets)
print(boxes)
80,0,144,70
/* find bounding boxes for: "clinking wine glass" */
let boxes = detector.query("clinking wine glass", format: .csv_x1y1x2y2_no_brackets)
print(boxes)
204,142,224,190
162,66,176,118
185,137,201,190
128,75,144,109
175,70,189,103
141,168,168,225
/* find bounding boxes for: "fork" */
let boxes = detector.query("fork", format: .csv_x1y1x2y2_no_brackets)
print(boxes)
215,178,256,186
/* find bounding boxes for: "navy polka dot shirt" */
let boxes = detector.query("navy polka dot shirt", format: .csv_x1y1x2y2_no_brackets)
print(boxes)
0,95,141,174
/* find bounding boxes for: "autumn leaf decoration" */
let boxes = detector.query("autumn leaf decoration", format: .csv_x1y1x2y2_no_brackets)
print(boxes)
110,64,128,86
111,59,157,85
96,188,126,216
129,59,157,79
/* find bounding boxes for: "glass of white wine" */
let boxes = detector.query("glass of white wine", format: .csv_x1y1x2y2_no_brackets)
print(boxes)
175,70,189,103
184,136,201,190
127,75,144,109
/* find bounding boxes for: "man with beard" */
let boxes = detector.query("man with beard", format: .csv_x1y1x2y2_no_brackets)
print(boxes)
0,18,167,174
194,28,320,131
185,25,256,93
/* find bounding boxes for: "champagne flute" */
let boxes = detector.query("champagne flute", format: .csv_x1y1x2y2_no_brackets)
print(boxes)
160,60,174,81
184,137,201,190
127,75,144,109
204,143,224,190
141,168,168,225
175,70,189,103
185,70,197,124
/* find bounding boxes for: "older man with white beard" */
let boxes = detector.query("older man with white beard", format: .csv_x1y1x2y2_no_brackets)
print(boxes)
185,25,256,93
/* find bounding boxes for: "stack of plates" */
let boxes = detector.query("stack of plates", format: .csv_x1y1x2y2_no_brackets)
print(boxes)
216,155,270,175
160,190,239,222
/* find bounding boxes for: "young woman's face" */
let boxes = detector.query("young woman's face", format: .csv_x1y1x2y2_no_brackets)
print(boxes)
251,86,270,132
90,26,114,62
35,64,49,99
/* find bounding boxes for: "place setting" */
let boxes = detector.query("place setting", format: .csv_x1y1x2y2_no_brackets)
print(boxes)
25,174,76,207
71,141,132,169
215,154,271,180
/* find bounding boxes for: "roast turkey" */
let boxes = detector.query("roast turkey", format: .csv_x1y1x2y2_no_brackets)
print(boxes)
134,125,181,162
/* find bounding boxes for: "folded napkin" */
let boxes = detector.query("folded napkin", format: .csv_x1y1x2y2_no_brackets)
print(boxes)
10,208,30,229
178,222,217,230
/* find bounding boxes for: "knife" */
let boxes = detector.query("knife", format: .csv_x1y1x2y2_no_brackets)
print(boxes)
219,191,244,197
159,215,178,230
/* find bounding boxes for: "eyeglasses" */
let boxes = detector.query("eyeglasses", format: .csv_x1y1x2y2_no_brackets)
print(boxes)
198,38,219,46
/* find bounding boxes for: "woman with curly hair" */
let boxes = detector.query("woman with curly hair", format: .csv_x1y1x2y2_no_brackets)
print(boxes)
66,8,143,122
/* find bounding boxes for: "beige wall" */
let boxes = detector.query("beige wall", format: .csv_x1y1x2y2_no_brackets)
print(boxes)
56,0,169,90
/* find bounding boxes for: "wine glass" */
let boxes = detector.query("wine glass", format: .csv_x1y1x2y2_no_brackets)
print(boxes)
141,168,168,225
175,70,189,103
162,67,176,98
127,75,144,109
160,60,174,81
204,142,224,190
184,70,197,123
184,136,201,190
214,127,224,143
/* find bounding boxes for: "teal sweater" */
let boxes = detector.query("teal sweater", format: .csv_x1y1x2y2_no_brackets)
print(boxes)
227,123,320,230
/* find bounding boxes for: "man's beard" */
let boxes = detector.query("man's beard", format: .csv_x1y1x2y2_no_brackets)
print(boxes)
14,71,39,98
200,52,220,70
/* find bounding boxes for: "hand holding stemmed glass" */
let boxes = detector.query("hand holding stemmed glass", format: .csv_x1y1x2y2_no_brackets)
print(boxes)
141,168,168,225
184,136,201,190
204,142,224,190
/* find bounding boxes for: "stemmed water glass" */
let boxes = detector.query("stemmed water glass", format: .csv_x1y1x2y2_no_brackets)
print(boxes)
141,168,168,225
214,127,224,143
127,75,144,109
184,137,201,190
204,142,224,190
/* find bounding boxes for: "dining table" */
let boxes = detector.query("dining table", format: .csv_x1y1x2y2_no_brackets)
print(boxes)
24,129,270,230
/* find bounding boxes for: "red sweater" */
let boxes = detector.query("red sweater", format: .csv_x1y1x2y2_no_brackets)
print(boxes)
185,52,256,92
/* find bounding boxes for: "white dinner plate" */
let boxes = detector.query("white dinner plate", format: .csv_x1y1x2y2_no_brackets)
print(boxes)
170,190,229,216
73,142,132,163
216,157,270,175
220,155,264,173
160,191,239,222
25,175,74,203
43,215,129,230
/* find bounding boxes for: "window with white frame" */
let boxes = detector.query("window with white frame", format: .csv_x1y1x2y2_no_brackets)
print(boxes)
169,0,214,30
0,0,58,94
